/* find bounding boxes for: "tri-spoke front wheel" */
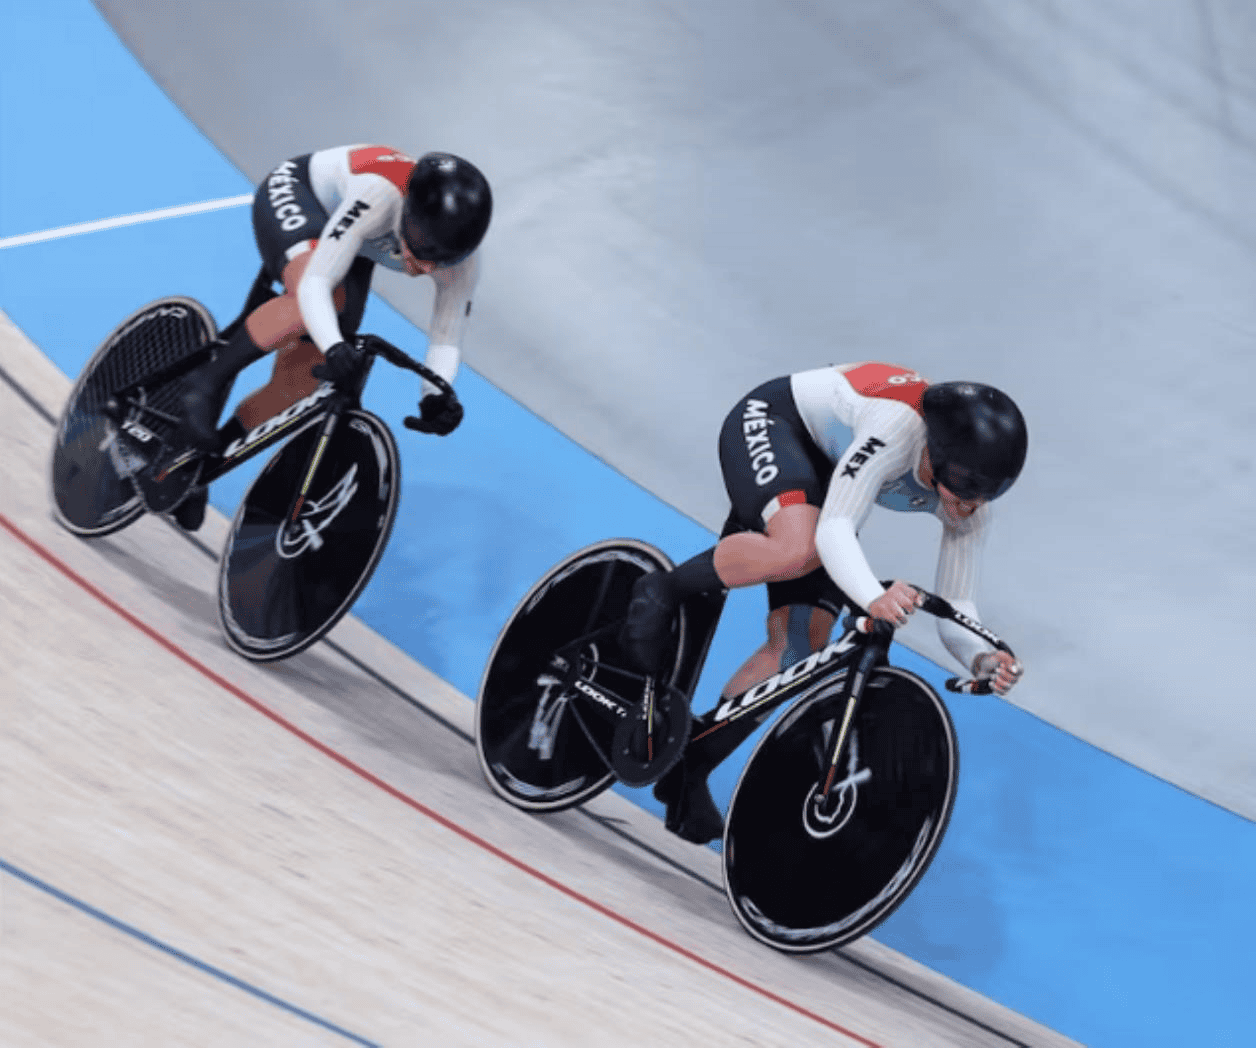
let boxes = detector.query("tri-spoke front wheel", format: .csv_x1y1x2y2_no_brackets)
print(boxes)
218,410,400,661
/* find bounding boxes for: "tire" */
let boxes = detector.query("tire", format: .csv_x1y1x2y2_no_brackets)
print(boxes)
218,409,400,662
723,665,958,953
50,297,216,536
475,539,687,812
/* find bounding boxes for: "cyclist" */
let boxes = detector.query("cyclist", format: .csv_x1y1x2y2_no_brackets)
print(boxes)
170,145,492,530
622,362,1028,844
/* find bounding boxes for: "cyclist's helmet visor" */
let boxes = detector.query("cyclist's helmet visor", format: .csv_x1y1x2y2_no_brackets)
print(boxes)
932,460,1016,502
401,209,468,267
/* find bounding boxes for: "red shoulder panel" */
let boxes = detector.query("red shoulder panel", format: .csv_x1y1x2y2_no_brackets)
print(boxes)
844,362,928,414
348,146,415,193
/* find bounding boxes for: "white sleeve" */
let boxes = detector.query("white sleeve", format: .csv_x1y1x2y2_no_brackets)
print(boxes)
814,516,883,611
934,504,994,671
295,249,349,352
297,177,399,352
421,252,481,397
813,406,919,611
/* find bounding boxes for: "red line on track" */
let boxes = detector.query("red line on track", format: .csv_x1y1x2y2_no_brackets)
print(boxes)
1,511,882,1047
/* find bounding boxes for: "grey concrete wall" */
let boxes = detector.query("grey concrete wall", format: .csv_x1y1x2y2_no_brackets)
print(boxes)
94,0,1256,819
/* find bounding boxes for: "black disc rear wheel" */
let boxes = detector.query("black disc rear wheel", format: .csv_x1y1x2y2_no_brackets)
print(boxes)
723,666,958,953
50,297,215,536
475,539,687,812
218,409,399,661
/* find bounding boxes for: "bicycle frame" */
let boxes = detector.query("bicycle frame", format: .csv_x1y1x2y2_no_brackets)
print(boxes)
696,584,1012,721
113,331,448,505
526,589,823,759
554,580,1013,791
693,589,1014,820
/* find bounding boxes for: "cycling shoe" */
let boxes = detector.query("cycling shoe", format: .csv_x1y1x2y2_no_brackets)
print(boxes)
619,571,678,675
170,484,208,532
653,761,725,845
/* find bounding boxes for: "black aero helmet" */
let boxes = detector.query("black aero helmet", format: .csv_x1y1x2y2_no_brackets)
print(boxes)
400,152,492,267
922,381,1028,501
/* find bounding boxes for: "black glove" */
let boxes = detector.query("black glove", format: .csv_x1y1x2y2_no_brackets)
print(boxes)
310,340,364,386
404,390,464,436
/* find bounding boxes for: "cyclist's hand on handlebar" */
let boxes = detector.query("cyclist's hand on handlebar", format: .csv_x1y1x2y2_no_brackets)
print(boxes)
867,581,921,628
973,651,1023,696
404,389,463,436
310,340,364,386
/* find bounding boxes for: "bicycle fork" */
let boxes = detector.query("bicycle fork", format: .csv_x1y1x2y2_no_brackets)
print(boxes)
285,407,342,529
279,357,376,535
815,622,889,816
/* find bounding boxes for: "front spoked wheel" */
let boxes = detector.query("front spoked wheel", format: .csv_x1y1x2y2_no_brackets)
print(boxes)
49,297,216,536
723,666,958,953
475,539,688,812
218,409,400,661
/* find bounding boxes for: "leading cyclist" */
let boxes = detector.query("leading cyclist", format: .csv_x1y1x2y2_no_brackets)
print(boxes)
622,362,1028,844
171,145,492,530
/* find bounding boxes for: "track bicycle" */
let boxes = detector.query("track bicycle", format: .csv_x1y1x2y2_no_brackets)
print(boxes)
474,537,1016,952
49,276,453,661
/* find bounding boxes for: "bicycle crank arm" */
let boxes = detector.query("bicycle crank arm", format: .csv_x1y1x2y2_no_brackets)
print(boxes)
642,676,657,764
609,684,690,788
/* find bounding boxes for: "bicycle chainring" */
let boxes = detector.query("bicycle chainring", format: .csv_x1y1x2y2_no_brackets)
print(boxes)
610,684,690,787
132,445,202,513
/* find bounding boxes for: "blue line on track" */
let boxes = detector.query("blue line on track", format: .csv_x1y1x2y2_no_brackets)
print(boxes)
0,856,380,1047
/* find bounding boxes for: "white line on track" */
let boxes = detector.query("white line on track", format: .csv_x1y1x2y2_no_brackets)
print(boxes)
0,194,252,249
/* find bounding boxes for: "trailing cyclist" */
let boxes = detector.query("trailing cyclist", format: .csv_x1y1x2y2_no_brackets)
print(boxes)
172,145,492,530
621,362,1028,844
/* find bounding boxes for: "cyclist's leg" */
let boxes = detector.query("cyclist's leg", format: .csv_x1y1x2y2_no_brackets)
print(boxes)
623,376,829,674
720,601,837,699
231,255,373,429
180,155,331,449
227,248,333,432
230,337,320,430
654,579,845,844
706,571,847,747
713,375,832,580
648,378,841,841
714,501,819,584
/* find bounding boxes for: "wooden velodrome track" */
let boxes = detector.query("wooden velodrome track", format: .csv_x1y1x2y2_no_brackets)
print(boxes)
0,312,1078,1046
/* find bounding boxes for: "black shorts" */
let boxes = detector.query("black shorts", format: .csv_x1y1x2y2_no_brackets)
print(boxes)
717,376,851,617
250,154,374,338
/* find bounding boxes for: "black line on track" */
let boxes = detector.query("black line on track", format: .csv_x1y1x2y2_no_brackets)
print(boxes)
0,359,57,424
